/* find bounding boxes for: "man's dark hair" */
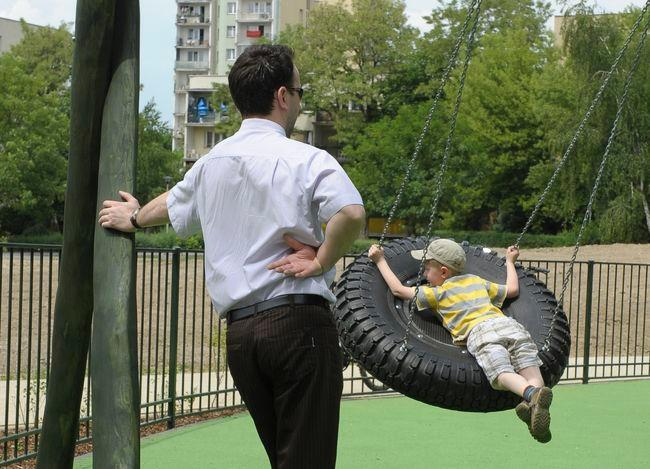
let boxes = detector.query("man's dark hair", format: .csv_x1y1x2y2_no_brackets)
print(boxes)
228,45,295,117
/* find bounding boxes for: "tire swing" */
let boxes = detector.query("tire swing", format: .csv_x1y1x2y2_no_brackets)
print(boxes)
334,237,570,412
334,1,650,412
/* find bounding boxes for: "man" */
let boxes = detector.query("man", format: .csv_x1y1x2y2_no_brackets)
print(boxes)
98,45,365,468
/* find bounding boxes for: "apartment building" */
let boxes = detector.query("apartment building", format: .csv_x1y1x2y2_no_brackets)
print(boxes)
0,17,42,55
173,0,335,165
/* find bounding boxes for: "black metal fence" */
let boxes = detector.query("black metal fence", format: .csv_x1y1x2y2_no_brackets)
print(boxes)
1,243,649,466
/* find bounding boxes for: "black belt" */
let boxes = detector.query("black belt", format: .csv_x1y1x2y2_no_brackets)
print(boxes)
226,294,330,324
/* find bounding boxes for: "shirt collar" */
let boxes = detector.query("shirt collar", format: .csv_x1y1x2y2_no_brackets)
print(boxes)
240,118,287,136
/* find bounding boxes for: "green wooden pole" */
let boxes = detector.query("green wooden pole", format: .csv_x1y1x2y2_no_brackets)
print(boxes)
91,1,140,467
36,1,117,467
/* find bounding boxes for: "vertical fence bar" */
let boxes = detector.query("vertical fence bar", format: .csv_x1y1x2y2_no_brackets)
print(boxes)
167,247,181,429
582,260,594,384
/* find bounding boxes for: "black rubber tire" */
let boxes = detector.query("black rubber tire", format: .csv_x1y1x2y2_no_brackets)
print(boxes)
334,236,571,412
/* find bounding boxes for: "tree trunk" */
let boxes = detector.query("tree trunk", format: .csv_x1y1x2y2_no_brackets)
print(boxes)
640,178,650,236
90,1,140,467
36,1,117,467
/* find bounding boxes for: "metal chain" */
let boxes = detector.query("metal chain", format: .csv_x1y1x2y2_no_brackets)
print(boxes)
379,0,481,247
515,0,650,248
541,13,650,352
400,1,483,351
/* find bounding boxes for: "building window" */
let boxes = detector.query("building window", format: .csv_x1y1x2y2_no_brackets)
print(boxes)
226,26,236,38
206,131,214,148
227,3,236,14
226,49,236,60
187,51,202,62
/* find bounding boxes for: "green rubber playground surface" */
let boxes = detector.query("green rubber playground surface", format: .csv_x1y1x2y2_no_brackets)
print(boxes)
75,380,649,469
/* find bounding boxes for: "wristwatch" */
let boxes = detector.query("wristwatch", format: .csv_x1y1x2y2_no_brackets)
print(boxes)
130,208,142,230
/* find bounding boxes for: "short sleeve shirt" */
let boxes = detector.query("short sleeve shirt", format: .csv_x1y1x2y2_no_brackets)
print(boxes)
415,274,507,343
167,118,363,316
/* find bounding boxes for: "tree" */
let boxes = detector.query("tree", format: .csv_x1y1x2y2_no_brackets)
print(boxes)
136,100,182,203
346,0,557,232
278,0,419,145
0,22,72,234
528,4,650,241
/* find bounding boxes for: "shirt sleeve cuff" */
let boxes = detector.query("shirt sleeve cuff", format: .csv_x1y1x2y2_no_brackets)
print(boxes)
318,192,364,223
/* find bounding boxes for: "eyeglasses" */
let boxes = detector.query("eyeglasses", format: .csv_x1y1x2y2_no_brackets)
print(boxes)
287,86,304,99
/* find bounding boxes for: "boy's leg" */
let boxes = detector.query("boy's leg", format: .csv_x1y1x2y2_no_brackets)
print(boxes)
494,371,530,396
519,366,544,388
512,367,546,436
527,386,553,443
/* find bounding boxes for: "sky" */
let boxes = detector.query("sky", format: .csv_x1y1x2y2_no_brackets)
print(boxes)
1,0,647,124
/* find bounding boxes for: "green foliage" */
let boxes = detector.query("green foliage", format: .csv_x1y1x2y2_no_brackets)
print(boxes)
7,231,64,245
346,0,556,232
0,22,72,235
136,100,182,204
134,230,204,249
278,0,419,144
598,192,650,243
528,5,650,240
350,230,580,254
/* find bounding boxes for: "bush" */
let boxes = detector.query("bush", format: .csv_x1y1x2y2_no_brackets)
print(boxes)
135,230,204,249
7,232,64,245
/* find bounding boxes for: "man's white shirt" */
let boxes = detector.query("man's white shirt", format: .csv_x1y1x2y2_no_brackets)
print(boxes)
167,118,363,316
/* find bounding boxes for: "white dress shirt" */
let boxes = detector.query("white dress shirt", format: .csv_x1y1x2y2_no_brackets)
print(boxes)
167,118,363,316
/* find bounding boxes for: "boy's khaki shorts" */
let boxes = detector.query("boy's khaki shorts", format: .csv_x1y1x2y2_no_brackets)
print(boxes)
466,316,543,389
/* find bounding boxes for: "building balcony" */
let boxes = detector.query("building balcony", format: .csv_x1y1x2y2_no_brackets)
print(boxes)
238,31,270,43
187,108,217,125
177,38,209,47
175,60,209,70
177,0,210,4
237,12,272,23
176,15,210,25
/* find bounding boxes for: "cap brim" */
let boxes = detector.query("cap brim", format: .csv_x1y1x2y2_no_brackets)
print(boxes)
411,250,425,261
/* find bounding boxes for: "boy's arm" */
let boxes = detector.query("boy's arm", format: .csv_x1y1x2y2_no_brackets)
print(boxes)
369,245,415,300
505,245,520,298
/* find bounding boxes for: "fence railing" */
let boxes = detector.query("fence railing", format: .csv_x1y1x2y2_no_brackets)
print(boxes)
1,243,649,466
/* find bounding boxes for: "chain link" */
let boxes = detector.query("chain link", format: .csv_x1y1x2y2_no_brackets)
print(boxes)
379,0,481,247
541,12,650,352
515,0,650,248
400,1,483,351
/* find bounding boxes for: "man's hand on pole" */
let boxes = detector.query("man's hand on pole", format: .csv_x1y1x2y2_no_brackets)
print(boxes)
98,191,140,233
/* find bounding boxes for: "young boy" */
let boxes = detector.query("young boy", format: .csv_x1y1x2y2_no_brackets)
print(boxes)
368,238,553,443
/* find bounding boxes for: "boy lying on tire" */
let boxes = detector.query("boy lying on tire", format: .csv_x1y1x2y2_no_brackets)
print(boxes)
368,239,553,443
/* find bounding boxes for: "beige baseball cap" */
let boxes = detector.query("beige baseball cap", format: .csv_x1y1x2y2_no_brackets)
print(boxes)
411,238,466,272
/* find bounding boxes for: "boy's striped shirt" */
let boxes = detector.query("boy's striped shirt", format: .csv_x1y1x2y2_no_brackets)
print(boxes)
415,274,507,343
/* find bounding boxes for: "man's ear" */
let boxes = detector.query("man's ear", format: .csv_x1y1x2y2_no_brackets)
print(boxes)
276,86,290,111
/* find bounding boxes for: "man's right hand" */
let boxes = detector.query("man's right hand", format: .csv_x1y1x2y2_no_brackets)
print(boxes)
98,191,140,233
267,234,323,278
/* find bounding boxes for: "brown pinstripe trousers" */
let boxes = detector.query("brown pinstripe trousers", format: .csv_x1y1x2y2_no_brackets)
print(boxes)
226,304,343,469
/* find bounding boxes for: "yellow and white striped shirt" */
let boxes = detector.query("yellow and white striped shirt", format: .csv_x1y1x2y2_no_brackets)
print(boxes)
415,274,507,343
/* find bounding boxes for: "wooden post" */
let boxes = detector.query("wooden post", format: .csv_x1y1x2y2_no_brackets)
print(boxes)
91,0,140,467
37,1,117,467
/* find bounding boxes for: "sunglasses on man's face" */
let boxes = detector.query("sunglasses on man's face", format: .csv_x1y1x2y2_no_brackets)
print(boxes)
287,87,304,99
